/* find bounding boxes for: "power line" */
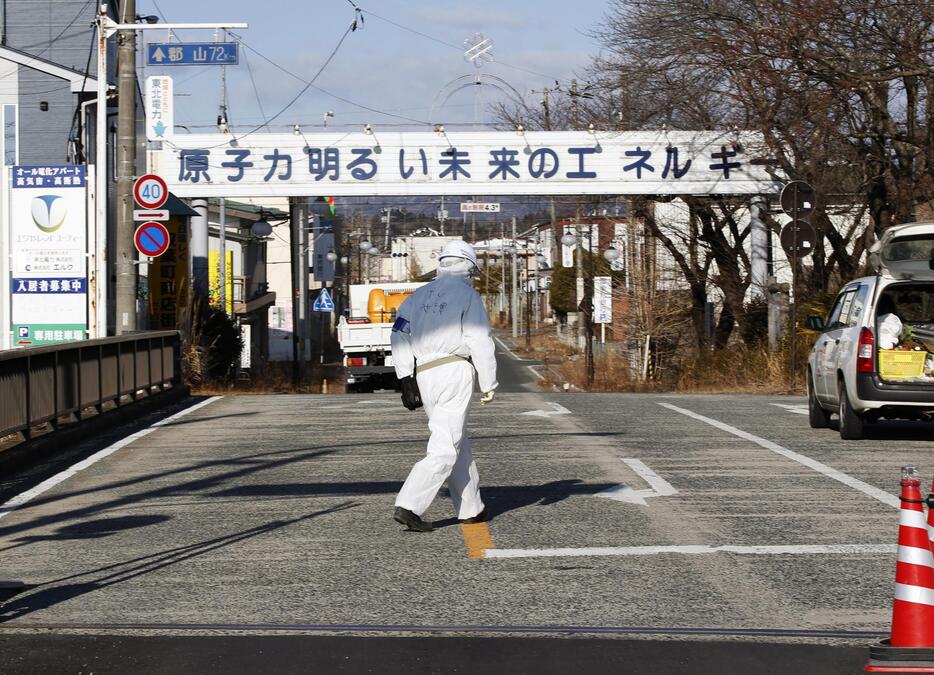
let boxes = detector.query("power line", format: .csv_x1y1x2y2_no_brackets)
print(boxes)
242,49,269,131
182,21,358,151
228,32,430,126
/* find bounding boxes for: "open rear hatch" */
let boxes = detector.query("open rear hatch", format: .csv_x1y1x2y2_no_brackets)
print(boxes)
871,222,934,281
869,224,934,383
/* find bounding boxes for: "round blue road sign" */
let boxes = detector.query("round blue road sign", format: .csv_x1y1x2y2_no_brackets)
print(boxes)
134,221,170,258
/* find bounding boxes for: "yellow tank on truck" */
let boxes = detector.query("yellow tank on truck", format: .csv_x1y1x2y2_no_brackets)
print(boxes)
367,289,413,323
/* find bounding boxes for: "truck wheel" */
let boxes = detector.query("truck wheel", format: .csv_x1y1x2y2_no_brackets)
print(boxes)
808,373,830,429
838,380,864,440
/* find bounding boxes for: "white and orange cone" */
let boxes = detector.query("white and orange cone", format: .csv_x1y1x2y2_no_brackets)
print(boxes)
866,466,934,673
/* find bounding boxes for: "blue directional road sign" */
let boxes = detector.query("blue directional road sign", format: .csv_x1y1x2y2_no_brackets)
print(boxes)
147,43,239,66
313,288,335,313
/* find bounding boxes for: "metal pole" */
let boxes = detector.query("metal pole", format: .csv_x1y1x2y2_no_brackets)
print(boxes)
499,223,506,315
586,223,595,386
218,197,226,312
383,207,391,250
790,186,799,392
534,227,541,330
320,281,326,365
575,210,583,349
93,6,109,337
289,197,302,385
114,0,137,334
299,201,309,368
511,216,518,338
190,198,209,310
0,164,7,348
525,248,531,348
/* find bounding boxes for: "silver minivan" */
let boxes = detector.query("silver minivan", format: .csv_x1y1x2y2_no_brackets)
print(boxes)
806,222,934,439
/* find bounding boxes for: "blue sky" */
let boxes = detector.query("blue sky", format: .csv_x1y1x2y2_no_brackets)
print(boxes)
139,1,608,132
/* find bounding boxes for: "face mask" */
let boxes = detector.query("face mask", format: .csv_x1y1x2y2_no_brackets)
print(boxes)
437,257,475,277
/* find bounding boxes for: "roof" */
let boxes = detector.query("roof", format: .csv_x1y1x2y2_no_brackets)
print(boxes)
207,198,289,221
166,194,198,216
0,44,99,93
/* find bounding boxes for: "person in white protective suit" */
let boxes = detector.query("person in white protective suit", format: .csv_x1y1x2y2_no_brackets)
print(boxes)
390,240,498,532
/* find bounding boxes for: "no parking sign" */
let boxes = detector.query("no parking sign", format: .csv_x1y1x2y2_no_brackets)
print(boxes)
134,221,170,258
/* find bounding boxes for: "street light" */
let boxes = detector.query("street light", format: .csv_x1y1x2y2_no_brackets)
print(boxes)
325,250,338,263
339,255,349,265
603,246,620,262
359,240,372,251
251,216,272,238
561,232,578,247
367,245,380,256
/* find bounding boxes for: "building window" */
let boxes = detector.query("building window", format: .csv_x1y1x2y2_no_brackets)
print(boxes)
3,104,17,166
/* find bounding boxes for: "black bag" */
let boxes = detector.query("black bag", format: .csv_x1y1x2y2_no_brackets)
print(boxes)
400,375,423,411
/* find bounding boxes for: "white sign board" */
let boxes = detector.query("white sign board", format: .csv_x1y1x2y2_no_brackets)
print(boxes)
146,76,173,141
594,276,612,324
240,323,251,369
133,208,169,221
9,166,88,346
152,131,780,197
460,202,500,213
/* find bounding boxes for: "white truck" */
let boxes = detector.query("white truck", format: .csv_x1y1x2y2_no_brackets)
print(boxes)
337,282,426,392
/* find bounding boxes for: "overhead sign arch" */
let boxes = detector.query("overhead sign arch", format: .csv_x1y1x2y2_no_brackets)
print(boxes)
150,130,782,198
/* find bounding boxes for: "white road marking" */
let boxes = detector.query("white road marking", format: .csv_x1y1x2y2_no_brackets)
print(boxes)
596,458,678,505
0,396,223,521
484,543,896,559
493,335,525,361
771,403,809,416
623,458,677,496
320,399,397,410
526,364,545,380
521,402,572,418
658,402,899,509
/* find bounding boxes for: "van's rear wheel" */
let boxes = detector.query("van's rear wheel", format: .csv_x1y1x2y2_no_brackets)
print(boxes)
838,380,865,440
808,373,831,429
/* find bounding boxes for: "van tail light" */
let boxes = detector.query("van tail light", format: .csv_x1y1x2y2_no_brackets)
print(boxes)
857,327,875,373
345,356,367,367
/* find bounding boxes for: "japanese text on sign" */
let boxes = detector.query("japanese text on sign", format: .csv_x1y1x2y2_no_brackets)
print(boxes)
152,131,781,197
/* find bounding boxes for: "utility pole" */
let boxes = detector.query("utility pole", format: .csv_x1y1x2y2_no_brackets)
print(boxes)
218,198,226,311
511,216,518,339
585,223,595,386
382,207,391,250
114,0,137,333
542,87,551,131
289,197,304,385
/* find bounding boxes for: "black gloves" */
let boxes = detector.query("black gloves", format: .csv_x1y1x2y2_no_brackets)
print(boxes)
400,375,423,411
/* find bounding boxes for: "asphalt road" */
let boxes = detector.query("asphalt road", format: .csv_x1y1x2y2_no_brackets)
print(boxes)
1,341,930,673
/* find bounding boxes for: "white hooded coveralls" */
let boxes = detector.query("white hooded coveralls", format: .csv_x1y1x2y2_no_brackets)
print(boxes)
391,266,498,520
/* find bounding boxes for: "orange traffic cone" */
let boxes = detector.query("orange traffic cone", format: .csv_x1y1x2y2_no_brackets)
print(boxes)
866,466,934,673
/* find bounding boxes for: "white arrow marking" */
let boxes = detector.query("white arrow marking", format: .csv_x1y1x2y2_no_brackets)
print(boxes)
521,402,572,418
152,47,166,62
596,458,677,505
770,403,808,415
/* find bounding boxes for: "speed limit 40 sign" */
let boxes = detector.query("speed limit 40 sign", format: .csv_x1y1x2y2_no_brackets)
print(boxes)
133,174,168,209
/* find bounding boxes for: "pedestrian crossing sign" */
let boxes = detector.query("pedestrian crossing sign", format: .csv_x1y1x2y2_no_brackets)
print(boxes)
313,287,335,312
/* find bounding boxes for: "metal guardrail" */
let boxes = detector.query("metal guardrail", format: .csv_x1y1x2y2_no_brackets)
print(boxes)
0,331,181,440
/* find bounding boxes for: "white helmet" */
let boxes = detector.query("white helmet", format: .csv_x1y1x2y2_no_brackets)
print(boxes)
438,240,479,270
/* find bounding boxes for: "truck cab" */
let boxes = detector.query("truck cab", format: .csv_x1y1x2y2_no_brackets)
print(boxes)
337,282,425,392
